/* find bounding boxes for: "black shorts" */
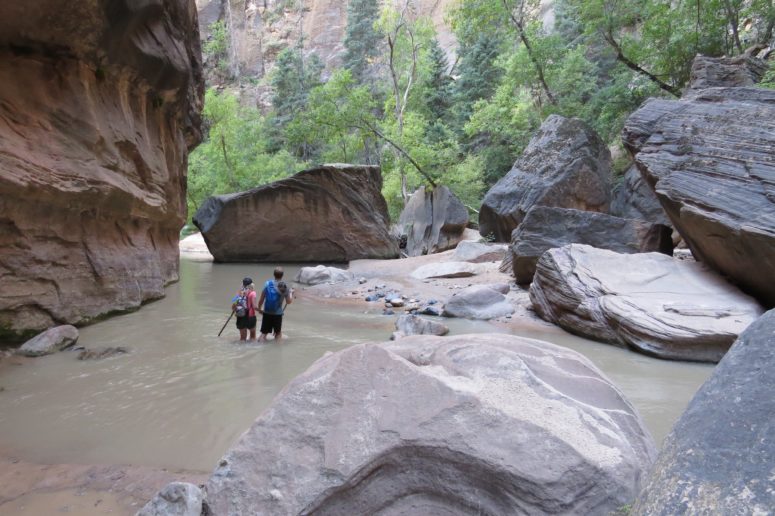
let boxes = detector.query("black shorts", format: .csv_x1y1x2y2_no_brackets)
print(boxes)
236,315,256,330
260,313,283,334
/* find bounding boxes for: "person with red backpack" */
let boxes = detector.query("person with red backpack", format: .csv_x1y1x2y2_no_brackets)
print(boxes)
233,277,258,341
258,267,293,342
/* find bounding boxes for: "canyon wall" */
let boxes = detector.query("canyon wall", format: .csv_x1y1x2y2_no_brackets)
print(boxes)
0,0,204,339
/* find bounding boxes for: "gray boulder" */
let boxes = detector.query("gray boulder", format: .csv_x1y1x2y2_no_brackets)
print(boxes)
443,285,514,320
451,240,507,263
193,165,398,262
294,265,354,285
410,261,480,280
511,206,673,285
623,57,775,306
479,115,612,242
394,314,449,337
688,54,768,90
203,334,656,515
610,165,671,226
529,244,763,362
397,185,469,256
17,325,79,357
633,309,775,515
137,482,203,516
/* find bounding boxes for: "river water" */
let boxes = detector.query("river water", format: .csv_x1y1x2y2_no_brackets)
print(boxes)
0,259,712,472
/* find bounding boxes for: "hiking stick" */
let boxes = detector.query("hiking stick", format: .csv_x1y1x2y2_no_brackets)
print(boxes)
218,309,235,337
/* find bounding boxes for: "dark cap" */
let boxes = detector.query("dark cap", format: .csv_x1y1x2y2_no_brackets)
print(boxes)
242,277,253,287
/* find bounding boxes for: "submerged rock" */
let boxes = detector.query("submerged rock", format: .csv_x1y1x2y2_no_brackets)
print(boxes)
77,346,129,361
511,206,673,285
137,482,203,516
623,56,775,306
193,165,398,262
17,325,79,357
0,1,204,339
633,309,775,515
442,285,514,320
397,185,469,256
295,265,353,286
203,334,656,515
529,244,763,362
479,115,612,242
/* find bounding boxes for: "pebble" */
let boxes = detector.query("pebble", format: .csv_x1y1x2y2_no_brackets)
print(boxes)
358,277,367,284
383,309,395,316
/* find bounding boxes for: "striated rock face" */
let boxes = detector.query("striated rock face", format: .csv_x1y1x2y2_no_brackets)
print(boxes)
479,115,612,242
632,309,775,515
688,54,768,89
623,57,775,307
0,1,204,340
530,245,763,362
203,334,656,515
511,207,673,285
610,165,671,226
193,164,398,262
397,186,469,257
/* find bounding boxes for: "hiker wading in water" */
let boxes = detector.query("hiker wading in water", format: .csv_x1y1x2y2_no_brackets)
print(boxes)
234,277,258,341
258,267,293,341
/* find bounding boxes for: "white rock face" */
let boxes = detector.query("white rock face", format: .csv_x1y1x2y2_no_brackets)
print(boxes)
17,325,79,357
203,334,656,515
137,482,203,516
529,244,764,362
294,265,354,285
443,285,515,320
410,261,480,280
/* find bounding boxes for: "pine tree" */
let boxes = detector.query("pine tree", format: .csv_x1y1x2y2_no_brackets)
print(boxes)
450,33,503,130
425,38,453,122
343,0,381,83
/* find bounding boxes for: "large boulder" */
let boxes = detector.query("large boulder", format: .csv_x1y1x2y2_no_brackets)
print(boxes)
479,115,612,242
17,325,79,357
410,261,480,280
202,335,656,515
633,309,775,515
623,57,775,306
687,54,768,90
442,285,515,320
610,165,671,226
397,185,469,256
0,1,204,340
294,265,353,286
451,241,507,263
511,206,673,285
193,164,399,262
529,244,763,362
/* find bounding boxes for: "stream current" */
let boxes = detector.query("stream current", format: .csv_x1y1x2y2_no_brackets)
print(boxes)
0,259,712,472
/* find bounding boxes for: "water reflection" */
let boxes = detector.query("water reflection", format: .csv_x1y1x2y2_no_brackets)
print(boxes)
0,260,712,471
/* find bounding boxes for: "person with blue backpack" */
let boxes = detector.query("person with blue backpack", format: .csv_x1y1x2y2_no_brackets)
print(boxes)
258,267,293,342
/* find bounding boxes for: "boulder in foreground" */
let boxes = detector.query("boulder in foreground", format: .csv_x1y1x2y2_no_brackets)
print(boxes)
17,325,79,357
397,185,469,256
633,309,775,515
530,244,763,362
193,165,399,262
479,115,612,241
203,334,656,515
511,206,673,285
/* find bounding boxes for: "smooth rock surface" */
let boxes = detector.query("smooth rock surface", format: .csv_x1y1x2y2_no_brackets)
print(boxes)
203,334,656,515
294,265,354,286
633,309,775,515
193,164,398,262
394,314,449,337
610,165,671,226
137,482,203,516
530,245,763,362
17,325,79,357
0,1,204,339
479,115,612,241
442,285,515,320
397,186,469,256
623,59,775,306
511,207,673,285
410,261,480,280
451,241,507,263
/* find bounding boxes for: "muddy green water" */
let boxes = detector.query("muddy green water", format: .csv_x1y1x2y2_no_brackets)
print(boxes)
0,259,712,472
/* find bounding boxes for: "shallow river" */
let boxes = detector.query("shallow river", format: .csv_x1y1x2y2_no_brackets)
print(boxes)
0,259,712,472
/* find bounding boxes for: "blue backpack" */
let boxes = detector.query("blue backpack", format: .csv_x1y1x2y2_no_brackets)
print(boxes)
264,280,283,314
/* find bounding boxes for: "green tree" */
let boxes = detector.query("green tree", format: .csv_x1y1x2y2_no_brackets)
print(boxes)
343,0,382,83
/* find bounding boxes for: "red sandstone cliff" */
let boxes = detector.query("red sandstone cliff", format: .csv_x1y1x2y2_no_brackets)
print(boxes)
0,0,204,339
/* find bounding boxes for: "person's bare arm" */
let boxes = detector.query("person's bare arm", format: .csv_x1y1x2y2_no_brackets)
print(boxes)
258,290,266,313
286,289,293,305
